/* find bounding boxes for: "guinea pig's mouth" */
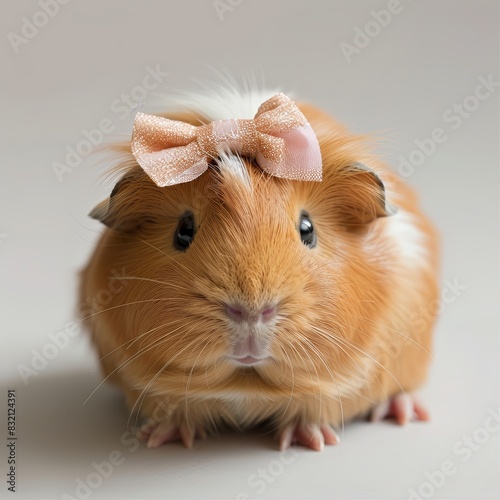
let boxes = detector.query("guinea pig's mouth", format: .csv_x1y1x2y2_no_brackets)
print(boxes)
229,355,270,366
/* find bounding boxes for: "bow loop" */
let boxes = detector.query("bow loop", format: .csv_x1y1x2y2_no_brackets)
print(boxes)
131,92,322,187
254,92,307,135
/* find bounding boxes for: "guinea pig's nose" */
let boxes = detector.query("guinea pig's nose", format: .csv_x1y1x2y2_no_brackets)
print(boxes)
225,303,277,324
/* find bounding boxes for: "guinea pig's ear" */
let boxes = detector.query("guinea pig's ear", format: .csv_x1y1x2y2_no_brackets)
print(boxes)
89,171,145,232
338,162,397,226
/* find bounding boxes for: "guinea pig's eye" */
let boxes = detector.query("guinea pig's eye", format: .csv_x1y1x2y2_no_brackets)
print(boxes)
174,212,195,251
299,212,316,248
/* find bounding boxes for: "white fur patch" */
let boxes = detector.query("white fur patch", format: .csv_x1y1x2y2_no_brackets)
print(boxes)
384,209,429,264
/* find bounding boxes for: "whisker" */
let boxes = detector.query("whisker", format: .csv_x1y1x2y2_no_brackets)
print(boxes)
295,335,325,424
69,298,190,335
128,321,209,426
311,326,385,404
83,319,200,405
314,324,405,397
301,335,350,431
352,314,432,358
184,340,213,416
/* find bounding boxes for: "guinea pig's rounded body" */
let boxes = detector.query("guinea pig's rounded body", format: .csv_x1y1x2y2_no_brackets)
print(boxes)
80,90,439,450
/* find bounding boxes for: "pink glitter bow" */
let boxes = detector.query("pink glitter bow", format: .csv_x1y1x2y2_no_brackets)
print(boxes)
130,92,323,187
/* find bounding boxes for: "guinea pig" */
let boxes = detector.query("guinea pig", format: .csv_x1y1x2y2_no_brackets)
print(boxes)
80,84,439,451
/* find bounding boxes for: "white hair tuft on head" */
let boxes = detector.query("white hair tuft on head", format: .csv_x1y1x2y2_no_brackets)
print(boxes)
215,149,252,191
163,69,281,121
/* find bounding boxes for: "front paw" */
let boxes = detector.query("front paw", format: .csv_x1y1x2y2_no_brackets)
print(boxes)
370,393,430,425
278,422,340,451
136,418,208,449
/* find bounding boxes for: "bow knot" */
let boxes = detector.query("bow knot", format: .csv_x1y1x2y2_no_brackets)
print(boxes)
131,92,322,187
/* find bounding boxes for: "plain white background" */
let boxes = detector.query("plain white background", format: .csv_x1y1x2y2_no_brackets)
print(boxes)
0,1,498,499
